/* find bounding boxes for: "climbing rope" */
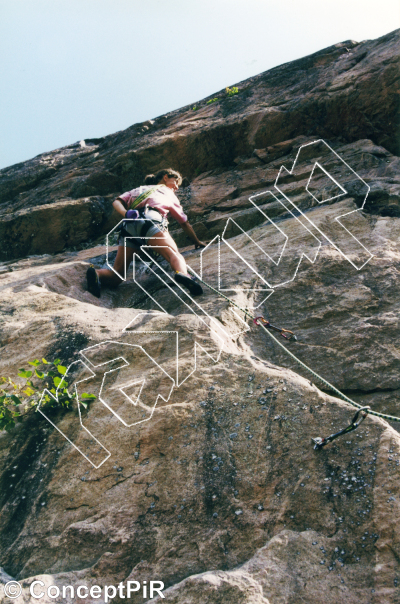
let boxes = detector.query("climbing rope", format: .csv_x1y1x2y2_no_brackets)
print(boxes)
188,268,400,425
253,316,297,341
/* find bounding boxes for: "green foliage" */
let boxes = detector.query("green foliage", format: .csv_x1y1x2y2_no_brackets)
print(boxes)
206,98,219,104
0,358,96,433
226,86,239,97
192,105,198,111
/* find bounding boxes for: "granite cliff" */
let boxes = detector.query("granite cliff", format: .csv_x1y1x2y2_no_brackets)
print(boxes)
0,29,399,604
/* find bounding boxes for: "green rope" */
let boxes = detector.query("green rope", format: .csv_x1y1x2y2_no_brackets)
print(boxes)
191,270,400,424
129,185,160,209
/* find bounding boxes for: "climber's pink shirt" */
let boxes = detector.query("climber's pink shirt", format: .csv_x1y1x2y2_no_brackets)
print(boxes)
118,185,188,224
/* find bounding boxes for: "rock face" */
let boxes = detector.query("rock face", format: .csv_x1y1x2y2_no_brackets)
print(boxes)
0,29,400,604
0,29,398,261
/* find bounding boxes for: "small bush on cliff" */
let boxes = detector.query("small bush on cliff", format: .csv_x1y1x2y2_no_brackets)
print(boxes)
0,358,95,432
206,97,219,104
226,86,239,96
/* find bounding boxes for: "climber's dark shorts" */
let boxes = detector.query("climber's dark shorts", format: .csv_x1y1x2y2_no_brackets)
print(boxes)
118,209,168,248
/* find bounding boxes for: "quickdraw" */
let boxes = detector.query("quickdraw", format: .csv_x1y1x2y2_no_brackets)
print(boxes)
188,266,400,429
312,407,370,449
253,316,297,341
184,267,297,340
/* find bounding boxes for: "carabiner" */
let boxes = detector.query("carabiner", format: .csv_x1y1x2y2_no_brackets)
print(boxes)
254,316,297,341
312,406,370,449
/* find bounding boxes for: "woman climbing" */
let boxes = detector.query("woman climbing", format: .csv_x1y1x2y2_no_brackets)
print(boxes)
86,168,206,298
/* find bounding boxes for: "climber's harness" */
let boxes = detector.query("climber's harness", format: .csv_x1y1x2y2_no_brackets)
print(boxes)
120,206,168,245
118,192,400,440
118,186,169,248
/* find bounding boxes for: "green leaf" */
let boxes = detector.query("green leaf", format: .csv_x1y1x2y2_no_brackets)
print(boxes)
226,86,239,97
35,369,45,379
28,359,41,367
10,394,21,405
57,365,67,375
80,401,88,409
52,358,61,366
23,387,36,396
81,393,96,400
18,370,33,379
53,377,68,388
42,358,48,364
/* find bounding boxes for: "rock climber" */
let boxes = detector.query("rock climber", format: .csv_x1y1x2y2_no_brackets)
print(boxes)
86,168,207,298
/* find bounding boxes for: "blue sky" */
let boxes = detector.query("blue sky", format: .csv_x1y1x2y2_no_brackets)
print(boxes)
0,0,398,169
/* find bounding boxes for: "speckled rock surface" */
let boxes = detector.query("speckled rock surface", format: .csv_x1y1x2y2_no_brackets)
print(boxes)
0,29,400,604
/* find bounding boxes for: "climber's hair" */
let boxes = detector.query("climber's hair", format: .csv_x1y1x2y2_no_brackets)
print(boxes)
144,168,182,186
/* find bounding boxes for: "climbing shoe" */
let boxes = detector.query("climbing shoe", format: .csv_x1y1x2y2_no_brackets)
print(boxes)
174,272,203,296
86,265,101,298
